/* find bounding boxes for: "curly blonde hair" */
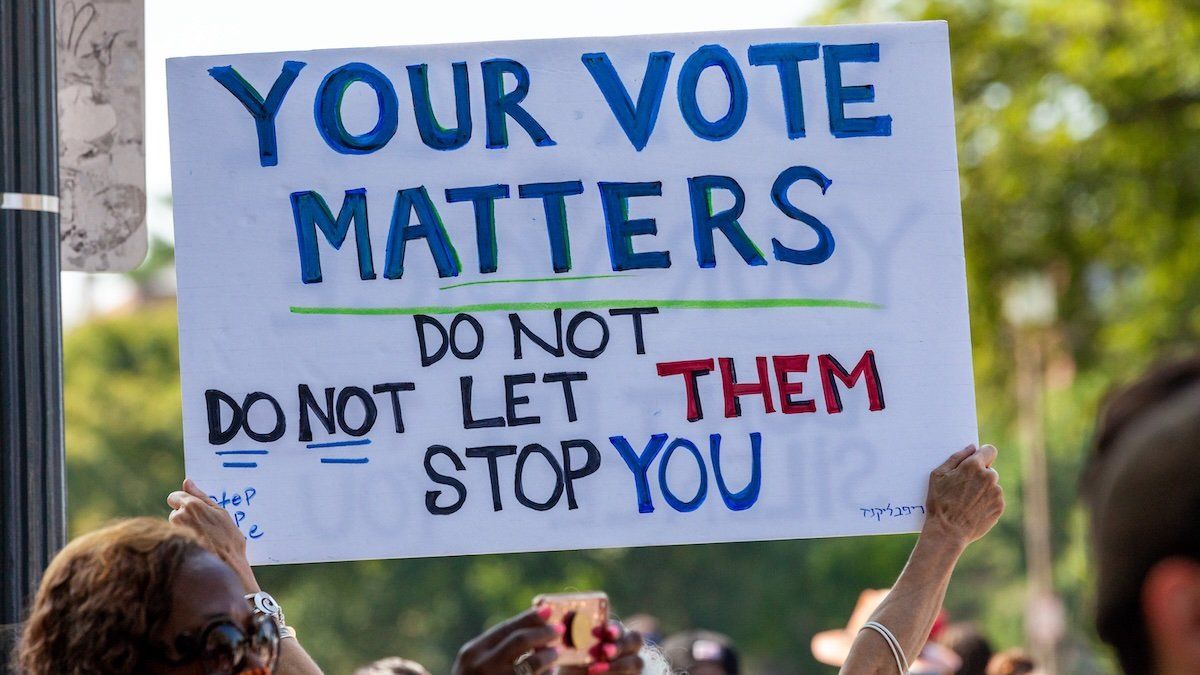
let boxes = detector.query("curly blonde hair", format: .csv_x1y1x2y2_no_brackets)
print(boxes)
18,517,205,674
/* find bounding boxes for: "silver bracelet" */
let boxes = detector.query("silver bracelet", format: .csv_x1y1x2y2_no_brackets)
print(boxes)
860,620,908,674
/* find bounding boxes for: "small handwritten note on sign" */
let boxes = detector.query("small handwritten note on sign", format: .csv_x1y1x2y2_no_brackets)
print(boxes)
167,21,976,565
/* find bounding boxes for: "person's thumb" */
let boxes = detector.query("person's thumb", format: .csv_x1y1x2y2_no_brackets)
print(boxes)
935,445,976,474
182,478,216,505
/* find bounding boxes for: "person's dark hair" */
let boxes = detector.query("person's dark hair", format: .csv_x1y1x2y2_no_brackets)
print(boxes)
1084,355,1200,674
937,622,993,675
985,649,1035,675
1086,355,1200,480
18,517,205,674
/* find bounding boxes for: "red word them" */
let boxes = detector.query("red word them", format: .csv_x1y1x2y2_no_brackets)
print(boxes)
656,350,885,422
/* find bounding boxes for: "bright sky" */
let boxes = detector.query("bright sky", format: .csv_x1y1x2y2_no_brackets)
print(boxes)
63,0,821,324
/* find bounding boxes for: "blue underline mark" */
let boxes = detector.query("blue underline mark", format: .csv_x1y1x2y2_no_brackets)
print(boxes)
216,449,269,455
222,461,258,468
307,439,372,449
320,457,369,464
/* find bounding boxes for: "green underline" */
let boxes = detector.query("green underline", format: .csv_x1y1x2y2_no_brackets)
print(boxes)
289,298,882,316
439,274,627,290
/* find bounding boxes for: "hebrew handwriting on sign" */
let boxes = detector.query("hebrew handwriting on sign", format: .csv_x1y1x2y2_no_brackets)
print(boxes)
860,504,926,521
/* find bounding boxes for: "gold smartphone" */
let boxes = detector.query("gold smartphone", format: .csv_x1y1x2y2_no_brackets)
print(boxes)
532,591,609,666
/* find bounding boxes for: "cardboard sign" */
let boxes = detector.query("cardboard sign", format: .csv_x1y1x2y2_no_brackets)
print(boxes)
167,21,975,565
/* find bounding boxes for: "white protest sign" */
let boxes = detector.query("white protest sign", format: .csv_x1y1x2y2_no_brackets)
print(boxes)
167,21,975,565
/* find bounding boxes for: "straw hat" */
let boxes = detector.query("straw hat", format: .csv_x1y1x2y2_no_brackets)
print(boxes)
811,589,962,674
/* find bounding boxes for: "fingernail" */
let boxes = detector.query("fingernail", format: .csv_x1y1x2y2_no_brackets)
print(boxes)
606,625,621,641
553,623,566,635
604,644,618,659
589,663,610,674
536,605,553,620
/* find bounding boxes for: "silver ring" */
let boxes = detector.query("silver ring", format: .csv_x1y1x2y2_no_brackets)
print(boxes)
514,654,534,675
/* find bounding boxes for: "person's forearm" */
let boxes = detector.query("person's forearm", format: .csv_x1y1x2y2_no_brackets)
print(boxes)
278,637,325,675
233,565,317,674
840,530,965,674
233,560,261,594
870,530,964,660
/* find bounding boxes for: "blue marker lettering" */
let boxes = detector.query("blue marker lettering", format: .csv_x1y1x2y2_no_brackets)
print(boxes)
207,60,306,167
823,43,893,138
599,181,670,271
658,437,708,512
610,433,668,513
580,51,674,151
518,181,585,273
384,186,461,279
677,45,748,141
290,188,375,284
688,175,766,268
709,432,762,511
446,184,509,274
407,62,472,150
771,165,835,265
314,62,399,154
747,42,819,139
481,58,555,148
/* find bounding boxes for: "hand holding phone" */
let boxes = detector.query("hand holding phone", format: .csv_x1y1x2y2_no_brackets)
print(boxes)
532,592,609,666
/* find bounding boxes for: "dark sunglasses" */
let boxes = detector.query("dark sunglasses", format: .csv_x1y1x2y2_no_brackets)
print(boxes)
153,613,280,675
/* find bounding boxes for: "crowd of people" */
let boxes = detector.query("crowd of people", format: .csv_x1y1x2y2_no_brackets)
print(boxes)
12,354,1200,673
810,592,1036,675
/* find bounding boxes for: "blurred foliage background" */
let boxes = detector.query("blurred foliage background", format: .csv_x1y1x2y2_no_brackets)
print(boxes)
61,0,1200,672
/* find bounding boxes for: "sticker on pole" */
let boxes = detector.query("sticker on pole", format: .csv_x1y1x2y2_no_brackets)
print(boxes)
58,0,148,272
166,21,976,565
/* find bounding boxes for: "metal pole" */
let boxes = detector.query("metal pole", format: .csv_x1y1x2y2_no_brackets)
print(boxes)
0,0,66,669
1015,329,1060,675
